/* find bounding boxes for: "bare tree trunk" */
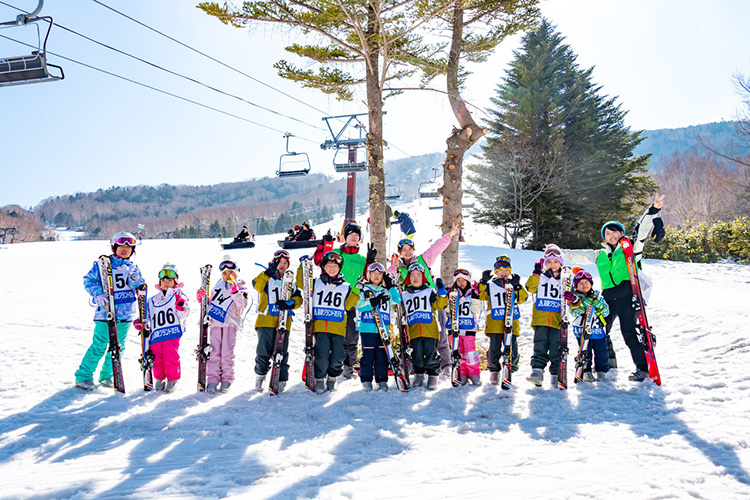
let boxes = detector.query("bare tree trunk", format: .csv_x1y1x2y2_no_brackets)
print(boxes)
440,1,486,283
365,5,386,262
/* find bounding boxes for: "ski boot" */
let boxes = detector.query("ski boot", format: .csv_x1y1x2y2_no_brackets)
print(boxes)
412,374,424,387
219,381,231,393
315,378,326,394
526,368,543,387
377,382,389,392
254,375,265,392
489,372,500,385
426,375,439,390
154,379,166,391
342,365,355,380
469,375,482,386
596,371,607,381
278,381,287,393
362,381,373,392
76,380,95,391
326,375,337,392
628,370,649,382
99,378,114,388
582,371,596,382
165,380,178,393
206,383,218,394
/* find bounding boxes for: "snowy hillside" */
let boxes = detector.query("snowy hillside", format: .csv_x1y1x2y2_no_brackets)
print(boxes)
1,202,750,499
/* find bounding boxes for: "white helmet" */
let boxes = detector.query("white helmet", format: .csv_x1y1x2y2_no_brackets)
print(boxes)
110,231,139,255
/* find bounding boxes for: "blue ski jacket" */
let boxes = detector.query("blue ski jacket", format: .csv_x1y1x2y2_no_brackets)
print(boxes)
83,255,146,322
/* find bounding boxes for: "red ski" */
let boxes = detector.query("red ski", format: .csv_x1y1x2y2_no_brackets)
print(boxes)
620,237,661,385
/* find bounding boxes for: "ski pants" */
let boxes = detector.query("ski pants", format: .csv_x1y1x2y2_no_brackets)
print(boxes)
359,333,389,383
577,337,610,373
207,326,237,384
254,326,290,382
410,337,441,376
436,310,452,371
75,321,130,383
606,295,648,372
314,331,346,379
459,333,481,377
343,309,359,368
530,326,561,375
487,333,519,373
151,338,181,381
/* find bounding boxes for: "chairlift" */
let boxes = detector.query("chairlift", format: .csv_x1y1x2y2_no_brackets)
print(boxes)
385,183,401,201
321,112,386,173
0,2,64,87
276,132,311,177
418,165,441,199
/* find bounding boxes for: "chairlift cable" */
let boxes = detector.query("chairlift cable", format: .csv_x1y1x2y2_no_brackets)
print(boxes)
0,0,327,132
89,0,334,118
0,32,317,142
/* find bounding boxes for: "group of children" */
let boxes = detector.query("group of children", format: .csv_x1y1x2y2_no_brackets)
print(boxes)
76,198,663,394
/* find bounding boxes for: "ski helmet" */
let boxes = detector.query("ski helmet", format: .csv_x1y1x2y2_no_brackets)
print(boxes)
158,262,179,280
397,238,415,251
493,254,512,270
320,251,344,269
219,255,240,272
601,221,625,239
110,231,138,255
405,262,427,286
453,268,472,282
573,269,594,288
367,262,386,275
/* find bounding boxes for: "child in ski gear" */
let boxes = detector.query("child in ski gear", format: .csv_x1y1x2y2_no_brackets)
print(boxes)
524,246,565,386
401,263,449,390
199,255,248,393
391,210,416,239
356,262,401,391
564,269,610,381
76,232,146,390
312,251,361,393
138,263,189,392
252,250,303,393
296,222,315,241
387,223,460,377
478,254,529,385
448,269,483,385
313,222,368,380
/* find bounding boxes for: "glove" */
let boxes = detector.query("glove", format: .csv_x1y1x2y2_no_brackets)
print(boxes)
533,258,543,276
651,217,665,243
175,296,187,311
323,232,334,242
435,278,445,289
369,294,387,308
133,319,145,331
94,295,107,307
480,270,492,285
264,258,279,277
383,273,394,289
366,242,377,264
196,288,206,302
593,299,607,315
563,291,579,304
510,274,522,291
276,299,296,310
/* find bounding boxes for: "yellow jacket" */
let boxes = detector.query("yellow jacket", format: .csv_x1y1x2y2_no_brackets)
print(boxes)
252,268,303,330
478,277,529,336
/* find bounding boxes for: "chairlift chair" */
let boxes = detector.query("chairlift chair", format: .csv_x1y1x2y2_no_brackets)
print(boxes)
384,183,401,201
332,140,368,173
418,180,441,199
276,132,311,177
0,3,64,87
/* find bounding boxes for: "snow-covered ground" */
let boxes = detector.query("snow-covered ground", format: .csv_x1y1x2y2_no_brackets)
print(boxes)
1,202,750,499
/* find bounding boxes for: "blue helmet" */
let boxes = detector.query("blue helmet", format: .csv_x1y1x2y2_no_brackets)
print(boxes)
600,221,625,239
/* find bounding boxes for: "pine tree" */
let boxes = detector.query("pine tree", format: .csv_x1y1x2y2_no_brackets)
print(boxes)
470,19,657,249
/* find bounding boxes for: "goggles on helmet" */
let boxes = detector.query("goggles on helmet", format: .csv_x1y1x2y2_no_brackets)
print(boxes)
159,268,178,279
323,251,344,265
407,262,426,273
273,250,291,261
398,238,415,250
113,236,137,246
367,262,386,274
494,256,511,269
219,260,238,271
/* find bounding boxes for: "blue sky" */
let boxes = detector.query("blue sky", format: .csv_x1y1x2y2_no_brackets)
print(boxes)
1,0,749,208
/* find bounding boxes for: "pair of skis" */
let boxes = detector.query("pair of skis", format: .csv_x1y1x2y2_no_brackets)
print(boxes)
196,265,213,391
97,255,127,394
269,269,295,395
447,289,462,387
364,286,410,392
499,283,515,390
301,257,316,392
557,267,573,390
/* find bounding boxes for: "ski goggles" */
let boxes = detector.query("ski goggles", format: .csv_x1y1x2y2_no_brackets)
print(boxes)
219,260,238,271
453,268,472,280
407,262,426,273
323,251,344,266
113,236,137,246
273,250,291,261
367,262,386,274
494,256,511,269
398,238,415,250
159,268,178,279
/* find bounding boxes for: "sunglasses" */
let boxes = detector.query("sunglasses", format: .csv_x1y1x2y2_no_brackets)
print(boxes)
159,269,177,279
398,238,415,249
219,261,237,271
113,236,137,246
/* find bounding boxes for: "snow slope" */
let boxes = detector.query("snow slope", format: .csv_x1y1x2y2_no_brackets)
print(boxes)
1,204,750,499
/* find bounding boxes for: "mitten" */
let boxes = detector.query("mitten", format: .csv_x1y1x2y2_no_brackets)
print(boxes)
276,299,296,310
533,258,543,276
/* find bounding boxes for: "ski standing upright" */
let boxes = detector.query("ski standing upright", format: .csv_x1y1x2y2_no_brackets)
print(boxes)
574,302,595,383
447,288,461,387
196,264,212,392
363,285,410,392
620,237,661,385
97,255,126,394
301,257,316,392
557,267,573,390
136,285,154,391
269,269,295,395
500,283,515,390
394,277,412,385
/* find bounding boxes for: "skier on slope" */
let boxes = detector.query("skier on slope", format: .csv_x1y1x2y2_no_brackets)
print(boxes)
391,210,416,239
136,263,190,393
524,245,565,387
564,194,666,382
477,254,529,385
75,232,146,391
355,262,401,392
252,250,303,393
197,256,249,394
313,222,374,380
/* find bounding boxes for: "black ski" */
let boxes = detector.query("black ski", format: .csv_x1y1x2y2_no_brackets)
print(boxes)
269,269,295,395
97,255,125,394
196,265,212,392
136,285,154,391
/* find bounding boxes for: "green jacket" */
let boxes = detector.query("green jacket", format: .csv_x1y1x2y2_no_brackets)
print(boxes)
333,246,367,285
596,245,630,290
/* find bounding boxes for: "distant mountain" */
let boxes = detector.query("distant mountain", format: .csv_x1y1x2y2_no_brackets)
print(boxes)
634,121,749,169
